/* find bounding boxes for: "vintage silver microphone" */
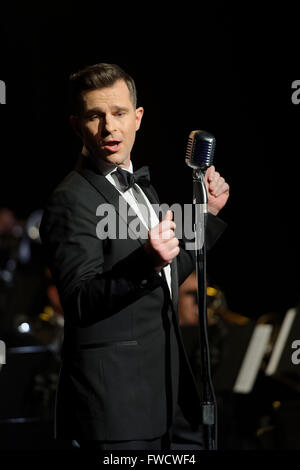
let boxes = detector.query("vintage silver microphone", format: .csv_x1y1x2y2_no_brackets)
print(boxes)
186,130,216,241
185,130,216,171
185,129,217,450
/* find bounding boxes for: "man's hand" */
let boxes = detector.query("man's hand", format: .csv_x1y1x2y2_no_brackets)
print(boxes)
144,210,180,272
204,165,230,216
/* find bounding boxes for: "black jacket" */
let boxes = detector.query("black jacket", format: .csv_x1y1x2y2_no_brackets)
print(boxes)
39,162,226,441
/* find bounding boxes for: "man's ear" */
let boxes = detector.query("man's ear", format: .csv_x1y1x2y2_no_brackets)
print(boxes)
135,107,144,131
69,115,82,138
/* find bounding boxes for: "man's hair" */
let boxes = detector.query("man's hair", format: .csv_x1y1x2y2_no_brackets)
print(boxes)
68,63,137,115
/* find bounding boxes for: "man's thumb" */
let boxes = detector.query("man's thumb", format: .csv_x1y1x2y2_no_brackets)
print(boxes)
164,210,173,221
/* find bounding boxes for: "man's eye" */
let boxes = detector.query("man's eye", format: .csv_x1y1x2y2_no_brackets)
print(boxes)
89,115,99,121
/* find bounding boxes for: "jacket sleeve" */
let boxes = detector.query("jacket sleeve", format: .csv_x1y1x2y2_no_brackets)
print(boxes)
39,190,162,326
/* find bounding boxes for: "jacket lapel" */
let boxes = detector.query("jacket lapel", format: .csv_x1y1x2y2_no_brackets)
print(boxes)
78,166,149,246
78,163,179,311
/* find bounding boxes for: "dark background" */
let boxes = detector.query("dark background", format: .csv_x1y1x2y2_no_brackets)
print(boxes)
0,1,300,454
0,4,299,318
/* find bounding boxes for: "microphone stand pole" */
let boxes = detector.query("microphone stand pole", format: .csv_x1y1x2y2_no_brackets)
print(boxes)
192,168,217,450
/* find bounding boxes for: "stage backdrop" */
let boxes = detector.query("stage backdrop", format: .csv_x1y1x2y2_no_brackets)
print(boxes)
0,3,299,320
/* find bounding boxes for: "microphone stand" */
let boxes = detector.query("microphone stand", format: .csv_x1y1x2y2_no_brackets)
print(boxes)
192,168,217,450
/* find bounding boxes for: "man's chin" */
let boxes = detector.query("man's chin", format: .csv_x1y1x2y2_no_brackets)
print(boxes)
87,148,130,169
103,152,130,168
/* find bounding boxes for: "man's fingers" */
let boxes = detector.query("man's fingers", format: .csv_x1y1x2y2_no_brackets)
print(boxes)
161,247,180,264
146,213,180,270
166,236,179,249
210,178,230,197
205,165,215,182
151,221,176,237
166,245,180,263
161,229,176,240
152,234,179,256
210,174,223,194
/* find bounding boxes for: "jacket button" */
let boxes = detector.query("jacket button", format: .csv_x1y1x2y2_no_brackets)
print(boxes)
140,279,148,288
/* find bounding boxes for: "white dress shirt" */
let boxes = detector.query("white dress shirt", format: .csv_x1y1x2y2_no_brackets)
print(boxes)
98,159,172,296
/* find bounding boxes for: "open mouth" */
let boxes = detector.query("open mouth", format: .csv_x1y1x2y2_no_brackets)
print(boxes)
103,140,122,152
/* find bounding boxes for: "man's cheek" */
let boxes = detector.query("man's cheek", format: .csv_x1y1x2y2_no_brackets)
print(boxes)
83,129,98,146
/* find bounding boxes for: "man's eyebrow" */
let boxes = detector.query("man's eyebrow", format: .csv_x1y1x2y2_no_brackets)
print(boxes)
84,106,130,115
111,105,130,112
83,107,105,115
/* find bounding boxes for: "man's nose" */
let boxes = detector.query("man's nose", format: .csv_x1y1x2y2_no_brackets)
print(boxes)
102,114,117,134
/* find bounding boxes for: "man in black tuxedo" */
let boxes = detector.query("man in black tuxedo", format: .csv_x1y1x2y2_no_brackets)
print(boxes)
40,63,230,450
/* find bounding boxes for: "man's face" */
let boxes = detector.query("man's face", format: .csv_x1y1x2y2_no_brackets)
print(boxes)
72,79,144,169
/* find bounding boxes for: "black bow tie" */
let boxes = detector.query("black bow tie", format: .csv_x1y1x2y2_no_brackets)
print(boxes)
116,166,151,191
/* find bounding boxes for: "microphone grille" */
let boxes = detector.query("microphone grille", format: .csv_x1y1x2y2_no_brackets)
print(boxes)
185,130,216,170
